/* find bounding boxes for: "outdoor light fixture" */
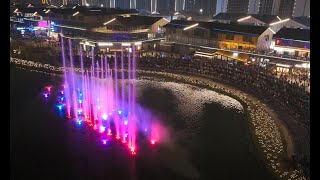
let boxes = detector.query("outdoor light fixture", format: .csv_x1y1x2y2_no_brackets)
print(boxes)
98,42,113,46
276,16,281,21
121,43,131,46
237,16,251,22
45,9,50,14
32,12,38,16
73,11,79,16
183,23,199,31
268,27,276,34
269,18,290,26
103,18,116,25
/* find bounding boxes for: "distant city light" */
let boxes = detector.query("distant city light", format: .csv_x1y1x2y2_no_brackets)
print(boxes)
183,23,199,31
103,18,116,25
73,12,79,16
269,18,290,26
237,16,251,22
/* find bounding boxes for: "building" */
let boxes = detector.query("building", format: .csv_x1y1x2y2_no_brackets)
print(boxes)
226,0,260,14
271,27,309,61
258,0,281,15
212,13,309,32
215,0,228,15
292,0,309,17
163,20,274,60
277,0,294,17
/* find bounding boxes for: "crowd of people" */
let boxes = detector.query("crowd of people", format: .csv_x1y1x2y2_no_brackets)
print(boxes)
134,52,310,131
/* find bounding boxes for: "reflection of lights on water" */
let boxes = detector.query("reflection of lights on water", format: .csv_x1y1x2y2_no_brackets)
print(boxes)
124,120,128,125
77,109,82,114
107,128,112,136
44,93,48,98
118,110,122,114
97,106,101,110
78,99,82,104
144,128,148,132
77,120,82,125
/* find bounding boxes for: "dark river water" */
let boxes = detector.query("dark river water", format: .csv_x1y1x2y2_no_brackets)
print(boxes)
10,66,275,180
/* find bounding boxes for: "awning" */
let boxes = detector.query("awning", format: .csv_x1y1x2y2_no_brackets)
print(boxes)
215,50,249,63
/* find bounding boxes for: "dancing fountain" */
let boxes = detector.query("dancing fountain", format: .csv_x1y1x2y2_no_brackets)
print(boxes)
42,37,161,156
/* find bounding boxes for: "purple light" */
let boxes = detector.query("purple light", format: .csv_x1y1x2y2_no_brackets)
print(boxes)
43,93,48,98
38,21,49,28
97,106,101,110
60,91,64,94
124,120,128,125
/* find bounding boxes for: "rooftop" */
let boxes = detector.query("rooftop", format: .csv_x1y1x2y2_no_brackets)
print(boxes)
164,20,269,35
212,13,287,25
114,15,164,27
273,28,310,42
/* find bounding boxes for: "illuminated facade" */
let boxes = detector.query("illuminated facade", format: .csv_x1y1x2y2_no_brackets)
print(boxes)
164,20,274,52
271,28,309,61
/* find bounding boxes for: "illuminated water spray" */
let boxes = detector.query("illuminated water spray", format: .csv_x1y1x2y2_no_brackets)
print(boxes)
45,36,166,156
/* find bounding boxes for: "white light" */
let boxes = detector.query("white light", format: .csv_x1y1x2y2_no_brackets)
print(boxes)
86,3,89,6
233,52,239,57
269,18,290,26
32,12,38,16
122,43,131,46
174,12,179,15
195,51,212,56
276,16,281,21
73,12,79,16
45,9,50,14
200,9,203,13
237,16,251,22
268,27,276,34
194,53,211,58
274,47,295,53
276,63,291,68
72,6,76,9
98,42,113,46
101,4,103,7
53,24,86,30
103,18,116,25
183,23,199,31
129,48,132,53
13,9,18,13
134,42,142,45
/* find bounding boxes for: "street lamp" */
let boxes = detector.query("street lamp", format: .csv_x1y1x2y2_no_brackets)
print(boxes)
200,9,203,14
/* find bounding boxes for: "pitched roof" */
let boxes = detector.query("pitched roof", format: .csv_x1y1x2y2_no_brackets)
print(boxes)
49,7,139,16
115,15,163,26
212,13,246,21
213,13,286,25
164,20,269,35
273,28,310,41
292,16,310,27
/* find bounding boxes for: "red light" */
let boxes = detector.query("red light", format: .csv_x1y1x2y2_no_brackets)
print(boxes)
116,135,120,139
276,39,280,45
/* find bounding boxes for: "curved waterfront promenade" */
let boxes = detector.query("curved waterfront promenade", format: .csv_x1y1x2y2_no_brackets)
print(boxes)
10,58,307,180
